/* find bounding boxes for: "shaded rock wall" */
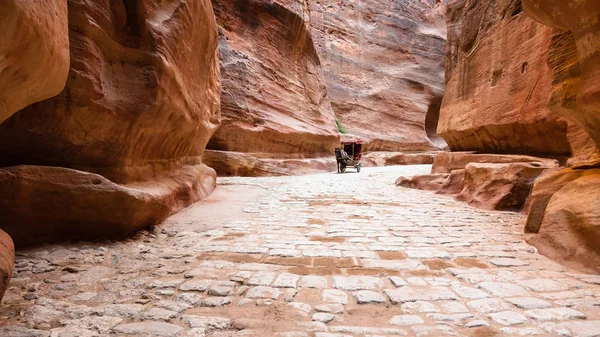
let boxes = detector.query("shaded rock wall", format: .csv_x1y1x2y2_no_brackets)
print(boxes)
207,0,340,158
0,0,221,246
0,0,70,124
310,0,448,151
440,0,593,159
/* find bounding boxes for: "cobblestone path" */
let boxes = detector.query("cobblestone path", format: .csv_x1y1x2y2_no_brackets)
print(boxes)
1,166,599,337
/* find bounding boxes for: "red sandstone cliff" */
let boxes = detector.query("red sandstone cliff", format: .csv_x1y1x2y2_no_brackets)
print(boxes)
440,0,593,159
310,0,448,151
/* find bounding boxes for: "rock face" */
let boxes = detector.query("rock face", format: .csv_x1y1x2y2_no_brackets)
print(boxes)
0,229,14,303
432,152,560,174
0,0,221,245
0,0,70,124
396,173,449,192
520,0,600,272
207,0,340,158
523,0,600,150
440,0,593,158
456,162,556,211
526,174,600,273
310,0,447,151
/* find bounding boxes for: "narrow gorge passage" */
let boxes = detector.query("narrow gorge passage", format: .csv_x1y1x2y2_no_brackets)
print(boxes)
1,166,599,337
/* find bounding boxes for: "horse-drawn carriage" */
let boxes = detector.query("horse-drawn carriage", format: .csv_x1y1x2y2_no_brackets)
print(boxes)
334,140,362,173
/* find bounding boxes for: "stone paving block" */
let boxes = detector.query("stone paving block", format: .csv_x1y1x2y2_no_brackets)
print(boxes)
524,307,587,321
314,303,344,314
477,282,530,297
207,281,236,296
467,298,513,314
401,301,441,313
288,302,312,314
112,322,183,336
427,313,474,322
499,327,544,335
516,278,569,292
329,326,408,335
489,258,529,267
390,276,408,287
406,277,427,286
385,287,459,304
179,279,213,292
353,290,387,304
411,325,458,337
248,272,276,286
312,313,336,323
322,289,348,304
506,297,552,309
451,285,490,299
201,297,231,307
181,315,231,329
245,286,280,300
562,320,600,337
488,311,529,325
140,308,177,321
332,276,384,291
273,273,300,288
299,276,328,289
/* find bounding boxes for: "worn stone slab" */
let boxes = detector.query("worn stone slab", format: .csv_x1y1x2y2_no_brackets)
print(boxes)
385,287,459,304
524,307,586,322
113,322,183,336
353,290,387,304
477,282,530,297
332,276,384,291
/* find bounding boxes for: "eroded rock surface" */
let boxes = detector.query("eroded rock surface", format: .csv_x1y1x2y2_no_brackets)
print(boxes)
207,0,339,158
0,0,221,245
0,0,70,124
432,152,559,174
0,229,14,303
457,162,557,211
527,174,600,273
310,0,447,151
440,0,592,158
523,0,600,150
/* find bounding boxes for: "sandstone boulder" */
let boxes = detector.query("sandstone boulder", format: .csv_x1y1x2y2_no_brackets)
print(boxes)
207,0,339,157
457,163,555,211
436,169,465,196
396,174,450,192
0,165,216,246
524,167,600,234
526,174,600,273
432,152,560,174
0,229,14,303
310,0,447,151
362,152,438,167
440,0,593,158
0,0,221,245
0,0,70,124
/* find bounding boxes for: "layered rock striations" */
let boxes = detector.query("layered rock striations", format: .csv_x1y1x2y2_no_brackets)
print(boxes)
522,0,600,273
0,0,221,245
440,0,593,159
310,0,448,151
205,0,340,175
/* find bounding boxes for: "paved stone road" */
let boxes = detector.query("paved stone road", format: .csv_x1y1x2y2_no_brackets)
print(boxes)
1,166,599,337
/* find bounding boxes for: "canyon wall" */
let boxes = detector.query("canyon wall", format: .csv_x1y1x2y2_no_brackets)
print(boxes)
205,0,340,175
521,0,600,273
0,0,221,246
310,0,448,151
440,0,593,159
